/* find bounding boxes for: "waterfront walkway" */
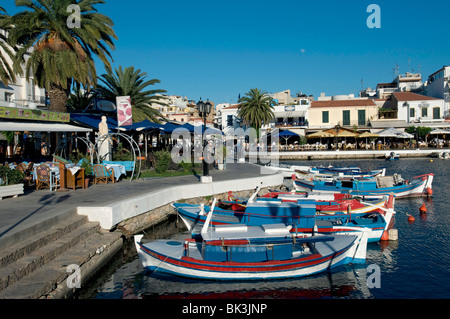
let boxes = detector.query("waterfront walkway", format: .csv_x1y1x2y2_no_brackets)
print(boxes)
0,162,283,298
0,162,280,249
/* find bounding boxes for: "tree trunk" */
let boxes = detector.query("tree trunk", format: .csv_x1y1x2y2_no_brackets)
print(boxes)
48,84,69,113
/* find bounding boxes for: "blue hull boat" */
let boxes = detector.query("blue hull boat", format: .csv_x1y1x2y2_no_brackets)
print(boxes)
173,197,394,242
293,173,434,199
134,220,369,281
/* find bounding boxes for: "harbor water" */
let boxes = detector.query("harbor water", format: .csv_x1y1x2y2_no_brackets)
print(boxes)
77,158,449,299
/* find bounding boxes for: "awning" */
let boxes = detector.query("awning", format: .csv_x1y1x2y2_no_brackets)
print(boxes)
357,132,379,138
307,131,335,138
70,114,119,131
0,121,92,132
119,119,163,132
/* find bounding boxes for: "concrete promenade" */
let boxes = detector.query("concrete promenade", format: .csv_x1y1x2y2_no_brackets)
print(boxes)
0,162,282,250
0,162,284,298
252,148,446,160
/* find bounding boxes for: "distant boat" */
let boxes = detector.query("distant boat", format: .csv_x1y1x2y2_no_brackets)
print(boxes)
134,201,369,281
385,152,400,161
439,151,449,159
293,173,434,198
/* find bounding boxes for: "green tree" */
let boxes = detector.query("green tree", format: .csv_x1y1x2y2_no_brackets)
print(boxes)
406,126,432,139
0,6,16,86
67,85,97,112
96,66,167,123
237,88,276,137
6,0,117,113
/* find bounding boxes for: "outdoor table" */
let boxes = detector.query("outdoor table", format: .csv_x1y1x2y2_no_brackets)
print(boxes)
104,163,126,181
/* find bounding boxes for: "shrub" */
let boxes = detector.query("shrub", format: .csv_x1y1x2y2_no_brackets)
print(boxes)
154,150,171,173
0,166,24,186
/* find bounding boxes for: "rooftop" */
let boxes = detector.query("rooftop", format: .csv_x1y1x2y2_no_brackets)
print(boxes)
311,99,376,108
392,92,441,101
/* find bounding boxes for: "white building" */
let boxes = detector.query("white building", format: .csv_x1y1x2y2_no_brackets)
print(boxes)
0,30,46,109
376,72,424,99
425,66,450,118
216,103,242,135
391,92,446,125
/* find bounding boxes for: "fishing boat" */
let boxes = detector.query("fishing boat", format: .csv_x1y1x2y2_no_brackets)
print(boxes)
295,167,386,179
292,173,434,198
134,201,369,281
385,152,400,161
224,190,392,216
174,195,394,242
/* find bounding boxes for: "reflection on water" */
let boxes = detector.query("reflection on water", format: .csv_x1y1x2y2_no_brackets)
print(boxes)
78,158,449,299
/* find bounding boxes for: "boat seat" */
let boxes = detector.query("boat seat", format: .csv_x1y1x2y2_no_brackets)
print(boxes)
376,176,395,188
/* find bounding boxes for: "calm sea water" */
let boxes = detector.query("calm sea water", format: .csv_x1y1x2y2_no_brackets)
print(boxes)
77,158,449,300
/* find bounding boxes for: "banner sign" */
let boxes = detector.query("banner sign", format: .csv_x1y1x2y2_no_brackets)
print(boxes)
0,106,70,122
284,105,295,112
116,96,133,126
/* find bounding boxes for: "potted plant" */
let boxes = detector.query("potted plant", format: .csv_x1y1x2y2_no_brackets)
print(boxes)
0,165,24,199
80,158,94,189
2,131,15,158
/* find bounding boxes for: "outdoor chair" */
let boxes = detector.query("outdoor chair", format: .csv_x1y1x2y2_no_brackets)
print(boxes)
16,162,34,186
35,164,52,190
93,164,115,184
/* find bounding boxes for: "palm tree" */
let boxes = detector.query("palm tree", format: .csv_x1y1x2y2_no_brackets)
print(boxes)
6,0,117,112
0,6,16,86
96,66,167,123
67,85,97,112
238,88,276,137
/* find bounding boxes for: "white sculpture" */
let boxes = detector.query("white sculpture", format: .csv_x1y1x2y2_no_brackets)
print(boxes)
98,115,112,161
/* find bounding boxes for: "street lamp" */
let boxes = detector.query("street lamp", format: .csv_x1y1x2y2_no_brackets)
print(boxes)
196,98,213,182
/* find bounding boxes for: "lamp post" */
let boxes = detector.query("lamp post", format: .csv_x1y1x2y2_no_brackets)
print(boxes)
196,98,213,182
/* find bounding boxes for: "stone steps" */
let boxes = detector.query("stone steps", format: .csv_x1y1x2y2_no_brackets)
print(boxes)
0,212,123,299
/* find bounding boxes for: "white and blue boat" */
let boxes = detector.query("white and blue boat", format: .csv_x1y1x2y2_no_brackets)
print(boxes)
296,166,386,179
173,195,394,243
385,152,400,161
293,173,434,199
134,203,369,281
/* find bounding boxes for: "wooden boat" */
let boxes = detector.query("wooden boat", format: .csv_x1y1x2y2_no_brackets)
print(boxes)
224,190,392,216
174,195,394,242
295,167,386,179
134,202,369,281
293,173,434,199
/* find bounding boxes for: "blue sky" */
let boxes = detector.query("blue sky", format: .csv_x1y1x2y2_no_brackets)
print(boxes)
2,0,450,104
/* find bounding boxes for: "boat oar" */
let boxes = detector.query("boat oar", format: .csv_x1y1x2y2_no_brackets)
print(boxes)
201,198,217,235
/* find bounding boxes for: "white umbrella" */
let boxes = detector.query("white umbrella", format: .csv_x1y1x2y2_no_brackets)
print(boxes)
429,128,450,135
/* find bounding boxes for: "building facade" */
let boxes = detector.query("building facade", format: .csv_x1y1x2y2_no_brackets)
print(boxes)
0,30,46,109
308,99,378,130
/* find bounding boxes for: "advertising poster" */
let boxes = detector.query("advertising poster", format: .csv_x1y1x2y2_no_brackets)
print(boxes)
116,96,133,126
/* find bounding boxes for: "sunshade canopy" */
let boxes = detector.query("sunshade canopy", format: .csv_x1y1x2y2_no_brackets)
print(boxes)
307,131,335,138
0,121,92,132
357,132,379,138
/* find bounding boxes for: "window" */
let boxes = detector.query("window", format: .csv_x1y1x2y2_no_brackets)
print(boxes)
410,108,415,118
358,110,366,125
4,92,13,102
421,107,428,117
322,111,329,123
433,107,441,119
227,115,233,126
343,110,350,125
